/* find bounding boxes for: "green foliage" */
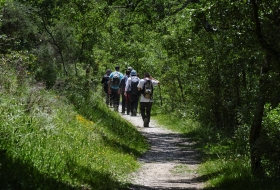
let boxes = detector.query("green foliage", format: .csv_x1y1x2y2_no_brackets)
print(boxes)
1,1,40,52
33,44,58,88
259,104,280,178
0,52,148,189
154,113,280,190
2,0,280,188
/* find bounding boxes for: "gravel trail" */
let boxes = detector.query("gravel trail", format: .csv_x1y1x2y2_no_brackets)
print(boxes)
119,109,205,190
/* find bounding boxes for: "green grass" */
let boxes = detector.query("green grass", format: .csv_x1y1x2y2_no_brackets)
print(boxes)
0,63,149,189
152,110,280,190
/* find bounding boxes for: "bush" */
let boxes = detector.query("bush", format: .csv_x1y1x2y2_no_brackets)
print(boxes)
0,52,148,189
260,104,280,178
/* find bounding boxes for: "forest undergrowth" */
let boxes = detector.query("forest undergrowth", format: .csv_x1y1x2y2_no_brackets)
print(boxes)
153,106,280,190
0,59,149,190
1,51,280,190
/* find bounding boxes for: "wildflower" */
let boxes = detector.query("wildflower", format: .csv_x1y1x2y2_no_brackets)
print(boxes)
76,114,94,127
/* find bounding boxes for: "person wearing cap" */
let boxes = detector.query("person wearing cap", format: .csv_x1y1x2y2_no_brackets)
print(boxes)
127,66,133,72
137,72,160,127
101,69,112,106
124,70,141,116
108,65,124,112
120,69,131,114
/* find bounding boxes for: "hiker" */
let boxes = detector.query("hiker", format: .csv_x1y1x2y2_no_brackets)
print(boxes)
127,66,133,72
120,69,131,114
101,69,112,106
137,72,160,127
124,70,141,116
108,65,123,112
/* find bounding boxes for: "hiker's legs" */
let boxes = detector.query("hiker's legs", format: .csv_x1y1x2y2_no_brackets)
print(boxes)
135,96,139,113
110,90,116,108
140,102,147,120
116,91,120,111
140,102,145,120
121,93,126,113
105,93,110,106
145,102,153,122
109,93,113,106
131,95,138,116
140,102,152,127
126,93,131,114
111,89,119,111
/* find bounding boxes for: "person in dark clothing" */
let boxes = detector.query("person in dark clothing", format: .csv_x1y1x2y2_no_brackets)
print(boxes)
101,69,112,106
108,66,123,112
120,69,131,114
124,70,140,116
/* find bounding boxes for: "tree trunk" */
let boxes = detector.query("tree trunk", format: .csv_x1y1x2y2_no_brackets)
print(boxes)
249,0,280,175
85,64,91,100
42,17,68,76
249,55,270,175
176,77,185,103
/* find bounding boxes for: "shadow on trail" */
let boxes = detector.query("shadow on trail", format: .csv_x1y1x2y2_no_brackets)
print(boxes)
126,185,201,190
124,126,207,190
138,131,202,164
126,173,213,190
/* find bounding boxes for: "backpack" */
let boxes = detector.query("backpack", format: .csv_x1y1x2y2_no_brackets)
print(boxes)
111,72,120,87
142,79,153,99
130,76,140,96
120,75,128,93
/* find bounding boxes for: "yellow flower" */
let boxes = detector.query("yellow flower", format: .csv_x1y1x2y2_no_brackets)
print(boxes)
76,114,94,127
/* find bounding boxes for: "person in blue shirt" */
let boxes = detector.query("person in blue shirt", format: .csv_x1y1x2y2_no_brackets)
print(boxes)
108,65,124,112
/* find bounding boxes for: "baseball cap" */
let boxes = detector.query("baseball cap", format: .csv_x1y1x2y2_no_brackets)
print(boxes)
131,70,137,76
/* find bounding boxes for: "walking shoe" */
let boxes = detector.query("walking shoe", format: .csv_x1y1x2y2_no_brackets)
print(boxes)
143,118,149,127
133,109,137,116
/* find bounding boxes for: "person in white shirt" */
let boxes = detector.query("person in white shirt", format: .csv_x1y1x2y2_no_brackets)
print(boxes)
137,72,160,127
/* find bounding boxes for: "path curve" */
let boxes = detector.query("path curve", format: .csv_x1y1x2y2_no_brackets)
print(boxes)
119,110,205,190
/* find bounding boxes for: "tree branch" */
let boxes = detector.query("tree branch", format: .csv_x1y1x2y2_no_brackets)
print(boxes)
251,0,280,58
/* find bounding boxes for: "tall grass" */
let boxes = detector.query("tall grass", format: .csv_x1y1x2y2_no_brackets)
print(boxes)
0,54,149,189
153,108,280,190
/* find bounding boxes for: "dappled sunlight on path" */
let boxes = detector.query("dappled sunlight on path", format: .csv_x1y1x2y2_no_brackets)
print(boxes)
118,106,205,190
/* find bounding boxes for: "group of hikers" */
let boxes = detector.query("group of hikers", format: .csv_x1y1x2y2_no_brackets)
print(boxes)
101,65,160,127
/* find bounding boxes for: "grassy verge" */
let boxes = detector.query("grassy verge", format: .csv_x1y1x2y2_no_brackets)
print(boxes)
0,67,148,189
152,108,280,190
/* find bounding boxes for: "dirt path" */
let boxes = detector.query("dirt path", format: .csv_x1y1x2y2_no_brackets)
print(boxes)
119,109,205,190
